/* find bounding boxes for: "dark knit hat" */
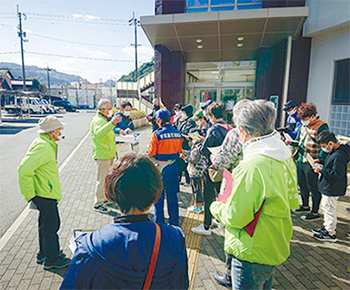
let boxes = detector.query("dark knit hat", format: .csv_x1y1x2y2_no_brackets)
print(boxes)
181,104,194,118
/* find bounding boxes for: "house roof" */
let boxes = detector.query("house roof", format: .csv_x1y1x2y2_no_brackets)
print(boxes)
0,69,14,80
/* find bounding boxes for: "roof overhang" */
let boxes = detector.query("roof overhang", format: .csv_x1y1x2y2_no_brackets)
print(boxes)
140,7,308,62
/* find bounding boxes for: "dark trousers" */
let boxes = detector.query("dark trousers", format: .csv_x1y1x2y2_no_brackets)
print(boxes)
177,157,190,184
297,161,322,213
32,196,61,263
154,162,180,226
203,170,221,227
190,177,204,204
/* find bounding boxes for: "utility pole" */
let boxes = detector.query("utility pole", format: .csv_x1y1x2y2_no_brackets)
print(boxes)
129,12,141,82
47,66,52,103
17,4,27,91
129,12,142,109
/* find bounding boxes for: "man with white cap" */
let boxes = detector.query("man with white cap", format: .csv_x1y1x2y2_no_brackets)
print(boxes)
18,115,71,270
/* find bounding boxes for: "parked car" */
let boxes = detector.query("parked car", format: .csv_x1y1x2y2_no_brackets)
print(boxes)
52,100,76,112
41,99,58,114
5,97,42,115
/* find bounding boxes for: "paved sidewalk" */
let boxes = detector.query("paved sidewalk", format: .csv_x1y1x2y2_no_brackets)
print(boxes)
0,125,349,289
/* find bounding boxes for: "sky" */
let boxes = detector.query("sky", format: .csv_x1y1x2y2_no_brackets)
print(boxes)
0,0,155,83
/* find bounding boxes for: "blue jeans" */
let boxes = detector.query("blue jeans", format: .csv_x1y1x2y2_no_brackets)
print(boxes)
154,162,180,226
231,256,275,290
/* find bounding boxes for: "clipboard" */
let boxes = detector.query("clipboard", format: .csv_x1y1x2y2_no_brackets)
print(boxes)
218,169,233,203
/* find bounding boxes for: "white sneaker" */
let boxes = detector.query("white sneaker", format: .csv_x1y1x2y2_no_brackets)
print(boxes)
211,219,224,229
191,224,212,236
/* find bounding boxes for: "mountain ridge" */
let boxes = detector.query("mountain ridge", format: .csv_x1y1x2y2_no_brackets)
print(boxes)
0,62,83,86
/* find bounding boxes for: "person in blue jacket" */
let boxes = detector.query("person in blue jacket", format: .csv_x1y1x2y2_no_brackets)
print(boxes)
60,153,189,290
114,101,135,135
283,100,302,139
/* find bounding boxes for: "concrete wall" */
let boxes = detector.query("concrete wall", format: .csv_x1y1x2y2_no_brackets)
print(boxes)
305,26,349,122
304,0,350,37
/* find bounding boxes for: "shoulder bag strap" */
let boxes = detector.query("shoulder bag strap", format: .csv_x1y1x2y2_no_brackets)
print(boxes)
143,223,161,290
304,126,317,143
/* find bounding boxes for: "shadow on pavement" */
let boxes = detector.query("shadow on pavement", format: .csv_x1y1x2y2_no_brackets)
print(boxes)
44,266,68,278
0,125,34,135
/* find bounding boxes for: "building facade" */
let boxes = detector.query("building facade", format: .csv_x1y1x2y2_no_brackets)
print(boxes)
303,0,349,136
141,0,349,135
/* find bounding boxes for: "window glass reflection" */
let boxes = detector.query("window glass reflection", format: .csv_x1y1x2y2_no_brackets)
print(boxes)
187,0,209,7
211,0,235,5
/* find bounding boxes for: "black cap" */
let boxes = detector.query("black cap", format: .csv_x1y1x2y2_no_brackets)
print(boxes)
181,104,194,117
283,100,299,111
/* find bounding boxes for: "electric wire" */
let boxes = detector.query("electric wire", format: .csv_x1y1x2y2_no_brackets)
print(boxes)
25,51,133,62
29,33,125,47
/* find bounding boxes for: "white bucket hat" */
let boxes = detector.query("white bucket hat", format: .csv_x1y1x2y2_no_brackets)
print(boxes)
37,115,64,133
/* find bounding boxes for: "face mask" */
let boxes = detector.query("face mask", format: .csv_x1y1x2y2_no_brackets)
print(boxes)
287,108,297,116
176,111,181,116
57,134,65,141
108,110,113,117
124,111,131,117
181,113,187,119
321,144,332,153
301,119,310,126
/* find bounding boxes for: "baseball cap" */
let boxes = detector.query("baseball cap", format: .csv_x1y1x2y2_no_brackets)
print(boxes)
155,109,171,120
283,100,299,111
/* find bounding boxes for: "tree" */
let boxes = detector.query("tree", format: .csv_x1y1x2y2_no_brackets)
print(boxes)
30,78,47,93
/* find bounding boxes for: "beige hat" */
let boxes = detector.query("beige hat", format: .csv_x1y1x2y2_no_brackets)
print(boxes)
37,115,64,133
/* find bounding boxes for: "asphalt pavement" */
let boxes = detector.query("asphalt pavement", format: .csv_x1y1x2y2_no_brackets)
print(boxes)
0,110,95,238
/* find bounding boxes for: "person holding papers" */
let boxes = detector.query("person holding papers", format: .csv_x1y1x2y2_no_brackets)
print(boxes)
210,100,299,290
191,102,231,236
287,103,329,221
282,100,302,139
113,101,135,135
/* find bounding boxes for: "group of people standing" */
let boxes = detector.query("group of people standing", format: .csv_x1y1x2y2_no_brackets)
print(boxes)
16,95,349,289
282,101,349,243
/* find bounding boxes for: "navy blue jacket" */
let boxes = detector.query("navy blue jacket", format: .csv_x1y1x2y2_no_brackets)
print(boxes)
200,121,231,160
113,112,135,134
285,111,302,139
60,215,189,289
319,144,350,196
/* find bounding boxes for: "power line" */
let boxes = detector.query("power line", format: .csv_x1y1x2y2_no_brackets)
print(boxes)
26,13,126,22
26,15,127,26
25,51,133,62
0,51,20,55
30,33,125,47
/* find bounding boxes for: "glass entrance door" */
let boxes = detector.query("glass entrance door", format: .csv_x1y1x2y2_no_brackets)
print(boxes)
186,86,254,110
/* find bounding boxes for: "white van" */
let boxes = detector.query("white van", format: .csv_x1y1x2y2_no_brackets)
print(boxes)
4,97,40,115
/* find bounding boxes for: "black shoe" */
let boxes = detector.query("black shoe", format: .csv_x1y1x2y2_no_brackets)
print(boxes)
313,230,337,242
43,256,71,270
37,250,65,265
311,226,326,234
93,203,111,214
293,205,310,213
213,270,232,288
300,212,321,221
